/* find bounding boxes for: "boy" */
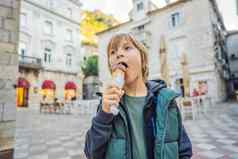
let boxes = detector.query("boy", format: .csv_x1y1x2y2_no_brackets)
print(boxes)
84,33,192,159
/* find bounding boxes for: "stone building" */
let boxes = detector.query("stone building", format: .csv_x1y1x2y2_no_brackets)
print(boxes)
226,31,238,98
0,0,20,157
97,0,228,102
18,0,83,107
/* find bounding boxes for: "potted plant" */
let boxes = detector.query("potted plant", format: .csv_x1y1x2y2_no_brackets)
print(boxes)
81,55,100,99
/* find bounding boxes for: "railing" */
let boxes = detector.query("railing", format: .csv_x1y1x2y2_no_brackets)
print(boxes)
177,95,214,121
19,55,42,69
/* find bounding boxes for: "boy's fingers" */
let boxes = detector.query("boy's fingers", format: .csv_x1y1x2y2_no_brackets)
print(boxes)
104,99,119,106
106,81,121,90
105,87,121,96
106,94,120,103
119,90,125,98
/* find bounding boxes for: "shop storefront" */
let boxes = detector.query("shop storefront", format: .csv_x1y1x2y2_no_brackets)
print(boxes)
41,80,56,101
16,78,30,107
64,81,77,101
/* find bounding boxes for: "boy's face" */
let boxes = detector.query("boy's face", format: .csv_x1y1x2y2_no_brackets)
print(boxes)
109,40,143,85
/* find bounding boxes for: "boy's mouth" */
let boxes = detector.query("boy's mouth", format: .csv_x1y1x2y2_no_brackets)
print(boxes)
118,62,128,69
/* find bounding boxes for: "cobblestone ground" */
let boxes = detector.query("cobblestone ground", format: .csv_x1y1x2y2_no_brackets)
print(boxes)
14,101,98,159
14,101,238,159
186,102,238,159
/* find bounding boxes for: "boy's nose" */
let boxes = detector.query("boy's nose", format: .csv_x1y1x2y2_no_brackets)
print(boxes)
116,54,124,59
116,50,124,59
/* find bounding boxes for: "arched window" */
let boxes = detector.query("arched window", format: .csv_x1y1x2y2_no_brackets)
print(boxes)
64,45,75,67
42,40,55,64
137,2,144,11
44,48,52,63
44,21,53,35
66,53,72,66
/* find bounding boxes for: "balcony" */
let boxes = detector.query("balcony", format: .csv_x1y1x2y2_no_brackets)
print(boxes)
19,55,42,70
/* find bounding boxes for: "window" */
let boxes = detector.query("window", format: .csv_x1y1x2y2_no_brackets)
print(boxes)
66,29,73,42
19,42,26,56
47,0,54,8
137,25,144,31
137,2,144,11
66,54,72,66
141,40,148,48
171,12,180,27
68,8,72,18
44,48,52,63
18,42,27,62
20,47,26,58
44,21,53,35
237,0,238,15
20,13,27,27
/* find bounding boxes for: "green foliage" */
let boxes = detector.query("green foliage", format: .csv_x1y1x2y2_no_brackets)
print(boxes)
81,40,98,48
81,55,99,77
80,10,119,46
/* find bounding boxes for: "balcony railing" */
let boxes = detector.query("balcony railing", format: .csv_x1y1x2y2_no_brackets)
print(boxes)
19,55,42,69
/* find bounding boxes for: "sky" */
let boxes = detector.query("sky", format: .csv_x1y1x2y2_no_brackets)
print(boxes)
81,0,133,22
81,0,169,22
216,0,238,30
81,0,237,30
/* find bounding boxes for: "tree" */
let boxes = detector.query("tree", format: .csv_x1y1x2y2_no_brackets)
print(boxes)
81,55,98,77
80,10,119,46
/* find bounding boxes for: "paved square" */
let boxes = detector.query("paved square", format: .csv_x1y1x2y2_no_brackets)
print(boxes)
14,102,238,159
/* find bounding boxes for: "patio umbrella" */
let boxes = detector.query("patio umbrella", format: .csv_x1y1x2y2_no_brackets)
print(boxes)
159,35,171,86
181,53,190,97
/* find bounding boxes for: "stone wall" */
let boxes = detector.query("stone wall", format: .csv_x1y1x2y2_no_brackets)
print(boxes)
0,0,20,157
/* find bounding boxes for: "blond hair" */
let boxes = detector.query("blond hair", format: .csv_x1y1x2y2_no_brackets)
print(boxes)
107,33,149,82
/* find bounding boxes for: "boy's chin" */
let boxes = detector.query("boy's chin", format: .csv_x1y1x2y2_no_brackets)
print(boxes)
124,75,140,86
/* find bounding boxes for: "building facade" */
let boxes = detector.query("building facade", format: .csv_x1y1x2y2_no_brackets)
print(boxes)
226,31,238,98
97,0,228,102
18,0,83,107
0,0,20,157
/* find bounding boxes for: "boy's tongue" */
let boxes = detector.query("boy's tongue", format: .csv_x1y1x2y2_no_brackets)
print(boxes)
112,62,128,72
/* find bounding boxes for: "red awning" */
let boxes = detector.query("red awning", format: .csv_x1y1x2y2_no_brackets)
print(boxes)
17,77,30,88
65,81,77,90
42,80,56,89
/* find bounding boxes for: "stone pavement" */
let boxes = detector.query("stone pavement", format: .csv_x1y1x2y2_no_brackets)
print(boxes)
185,102,238,159
14,101,97,159
14,101,238,159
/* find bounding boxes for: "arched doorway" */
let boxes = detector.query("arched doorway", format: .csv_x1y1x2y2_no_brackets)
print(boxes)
64,81,77,101
16,78,30,107
41,80,56,101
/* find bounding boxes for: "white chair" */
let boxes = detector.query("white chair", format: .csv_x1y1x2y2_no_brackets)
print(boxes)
179,97,198,120
64,101,72,114
198,95,211,114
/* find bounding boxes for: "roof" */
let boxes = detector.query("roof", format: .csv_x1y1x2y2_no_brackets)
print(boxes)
96,0,226,36
96,20,132,35
208,0,226,30
96,0,190,36
68,0,82,7
226,30,238,37
147,0,189,15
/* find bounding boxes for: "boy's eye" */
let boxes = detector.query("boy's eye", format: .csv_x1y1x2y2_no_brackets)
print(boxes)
110,51,115,55
124,46,131,51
